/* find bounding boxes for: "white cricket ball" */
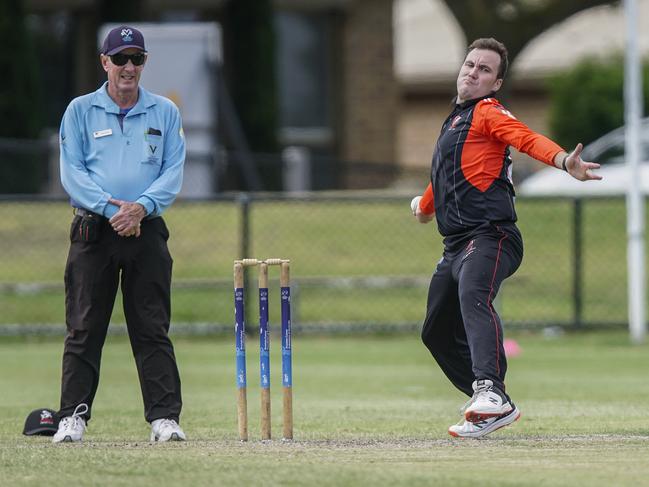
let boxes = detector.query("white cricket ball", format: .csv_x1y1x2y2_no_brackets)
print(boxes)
410,196,422,215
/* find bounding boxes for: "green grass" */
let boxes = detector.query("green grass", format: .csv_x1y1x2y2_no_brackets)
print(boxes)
1,331,649,486
0,197,646,327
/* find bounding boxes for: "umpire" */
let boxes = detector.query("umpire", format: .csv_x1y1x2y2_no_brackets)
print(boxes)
53,26,186,443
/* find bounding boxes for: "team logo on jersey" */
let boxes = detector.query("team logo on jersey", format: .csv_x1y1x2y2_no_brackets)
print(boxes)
121,28,133,42
462,240,476,261
499,108,516,119
450,115,462,129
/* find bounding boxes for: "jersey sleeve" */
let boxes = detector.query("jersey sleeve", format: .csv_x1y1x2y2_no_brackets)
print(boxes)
476,99,564,167
59,101,113,215
419,182,435,215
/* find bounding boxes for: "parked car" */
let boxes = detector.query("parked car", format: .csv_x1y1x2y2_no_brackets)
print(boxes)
519,117,649,196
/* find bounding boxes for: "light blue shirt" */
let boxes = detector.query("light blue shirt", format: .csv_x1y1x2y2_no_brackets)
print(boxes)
59,82,185,218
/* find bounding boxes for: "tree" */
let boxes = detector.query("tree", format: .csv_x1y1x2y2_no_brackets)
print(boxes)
441,0,619,75
0,0,44,192
548,57,649,149
0,0,41,139
224,0,279,189
99,0,144,23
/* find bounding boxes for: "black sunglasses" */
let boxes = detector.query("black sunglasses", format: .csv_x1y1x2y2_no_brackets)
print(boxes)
109,52,146,66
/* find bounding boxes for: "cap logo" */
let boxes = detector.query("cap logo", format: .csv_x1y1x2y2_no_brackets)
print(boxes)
121,28,133,42
40,410,54,425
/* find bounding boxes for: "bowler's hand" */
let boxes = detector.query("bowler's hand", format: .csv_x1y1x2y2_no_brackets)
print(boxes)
564,143,603,182
415,207,435,224
108,198,145,237
410,195,434,224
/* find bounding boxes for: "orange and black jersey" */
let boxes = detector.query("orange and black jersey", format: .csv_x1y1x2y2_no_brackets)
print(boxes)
419,95,564,248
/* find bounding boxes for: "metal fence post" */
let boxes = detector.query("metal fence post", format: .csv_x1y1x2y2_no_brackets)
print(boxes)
238,192,255,334
239,192,251,260
573,198,583,329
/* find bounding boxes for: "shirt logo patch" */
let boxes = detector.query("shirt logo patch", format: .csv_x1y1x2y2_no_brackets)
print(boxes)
450,115,462,129
145,143,160,164
93,129,113,138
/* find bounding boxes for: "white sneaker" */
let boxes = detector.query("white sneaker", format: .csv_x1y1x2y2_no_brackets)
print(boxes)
52,403,88,443
449,406,520,438
150,418,186,442
464,379,513,422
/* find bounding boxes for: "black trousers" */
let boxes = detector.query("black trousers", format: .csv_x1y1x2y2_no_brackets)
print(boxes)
58,215,182,423
421,226,523,398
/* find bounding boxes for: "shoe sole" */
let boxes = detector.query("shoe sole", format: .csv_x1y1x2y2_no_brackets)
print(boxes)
53,435,81,443
150,433,186,442
464,404,513,423
449,408,521,438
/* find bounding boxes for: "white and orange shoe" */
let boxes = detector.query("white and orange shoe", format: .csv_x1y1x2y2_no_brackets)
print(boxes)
463,379,513,423
449,406,520,438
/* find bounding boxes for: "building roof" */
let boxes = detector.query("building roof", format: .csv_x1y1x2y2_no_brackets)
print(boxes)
395,0,649,85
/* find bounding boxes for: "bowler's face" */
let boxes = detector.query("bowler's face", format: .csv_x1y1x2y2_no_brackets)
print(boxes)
101,48,146,97
456,48,503,103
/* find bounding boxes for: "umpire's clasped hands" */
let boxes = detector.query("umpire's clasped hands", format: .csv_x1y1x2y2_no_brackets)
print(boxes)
108,198,146,238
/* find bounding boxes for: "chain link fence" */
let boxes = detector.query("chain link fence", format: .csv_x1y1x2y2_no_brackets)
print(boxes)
0,194,645,335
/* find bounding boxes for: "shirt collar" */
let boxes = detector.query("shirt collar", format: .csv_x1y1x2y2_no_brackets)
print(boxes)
91,82,156,115
454,93,497,110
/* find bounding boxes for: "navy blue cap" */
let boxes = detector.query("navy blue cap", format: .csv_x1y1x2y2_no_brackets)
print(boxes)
101,26,146,55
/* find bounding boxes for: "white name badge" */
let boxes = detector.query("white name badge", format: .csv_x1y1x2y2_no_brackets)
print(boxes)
93,129,113,138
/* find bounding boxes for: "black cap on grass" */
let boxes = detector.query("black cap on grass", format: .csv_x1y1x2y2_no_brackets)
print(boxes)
23,408,59,436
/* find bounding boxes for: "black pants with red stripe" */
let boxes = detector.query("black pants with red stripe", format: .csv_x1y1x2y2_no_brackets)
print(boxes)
421,226,523,398
58,215,182,423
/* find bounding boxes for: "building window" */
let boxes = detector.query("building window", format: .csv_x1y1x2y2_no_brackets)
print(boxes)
275,10,333,147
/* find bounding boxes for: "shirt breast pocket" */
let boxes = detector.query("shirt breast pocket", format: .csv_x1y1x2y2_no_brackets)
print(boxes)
142,134,163,165
88,135,112,162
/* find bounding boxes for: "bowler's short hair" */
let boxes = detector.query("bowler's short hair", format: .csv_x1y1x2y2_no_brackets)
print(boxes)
467,38,509,80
